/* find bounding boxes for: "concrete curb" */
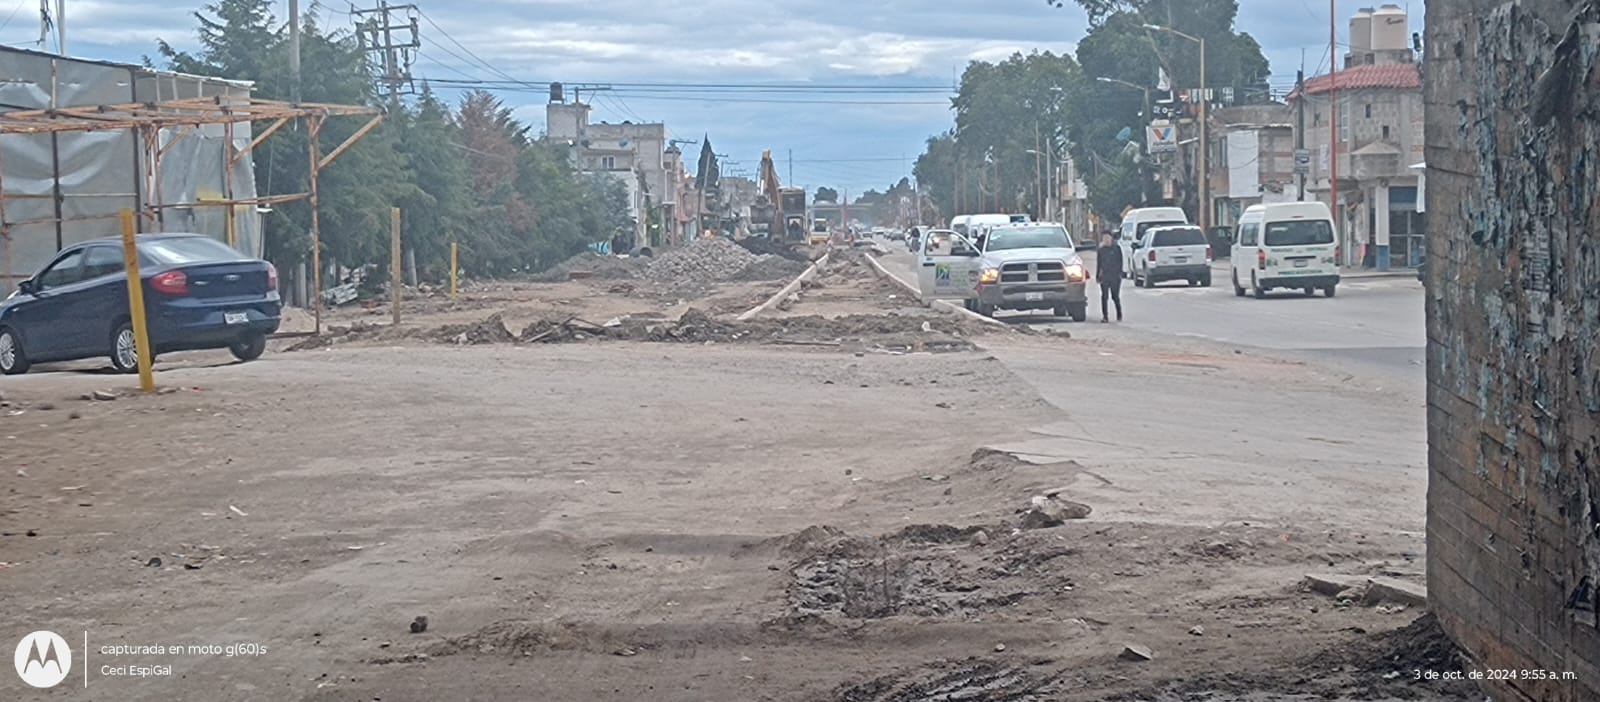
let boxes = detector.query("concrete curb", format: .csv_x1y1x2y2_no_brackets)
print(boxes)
736,252,830,321
862,252,1011,329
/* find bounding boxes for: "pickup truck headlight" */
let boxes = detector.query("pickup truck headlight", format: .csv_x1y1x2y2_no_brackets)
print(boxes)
1065,263,1086,281
979,268,1000,285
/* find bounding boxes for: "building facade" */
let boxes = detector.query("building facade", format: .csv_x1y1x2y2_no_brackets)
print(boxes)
545,84,670,248
1210,104,1296,229
1291,4,1424,270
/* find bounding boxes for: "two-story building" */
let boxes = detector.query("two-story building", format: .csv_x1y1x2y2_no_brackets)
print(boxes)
1290,4,1425,270
545,83,671,248
1210,104,1297,229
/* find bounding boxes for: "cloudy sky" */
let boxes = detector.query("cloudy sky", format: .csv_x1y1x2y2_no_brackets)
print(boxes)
1,0,1423,194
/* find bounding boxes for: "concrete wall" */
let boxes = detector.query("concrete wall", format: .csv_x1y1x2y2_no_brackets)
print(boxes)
1424,2,1600,701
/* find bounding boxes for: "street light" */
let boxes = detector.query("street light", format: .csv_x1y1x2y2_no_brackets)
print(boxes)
1095,77,1153,205
1143,23,1209,231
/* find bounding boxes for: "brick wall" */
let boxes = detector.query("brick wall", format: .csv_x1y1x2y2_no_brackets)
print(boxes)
1424,2,1600,701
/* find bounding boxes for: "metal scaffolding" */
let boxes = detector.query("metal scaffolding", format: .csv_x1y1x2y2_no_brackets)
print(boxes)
0,96,383,334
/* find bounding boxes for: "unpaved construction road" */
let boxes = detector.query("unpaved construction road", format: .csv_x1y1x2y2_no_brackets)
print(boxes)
1,244,1472,701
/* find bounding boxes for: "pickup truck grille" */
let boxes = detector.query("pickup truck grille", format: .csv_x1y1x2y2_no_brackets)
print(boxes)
1000,262,1066,283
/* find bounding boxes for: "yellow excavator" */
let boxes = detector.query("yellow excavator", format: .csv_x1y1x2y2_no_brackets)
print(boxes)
758,150,810,247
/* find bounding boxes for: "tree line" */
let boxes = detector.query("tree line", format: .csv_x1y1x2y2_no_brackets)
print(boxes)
156,0,632,281
914,0,1270,225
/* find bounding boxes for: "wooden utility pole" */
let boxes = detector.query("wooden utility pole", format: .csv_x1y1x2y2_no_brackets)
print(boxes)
289,0,301,102
1295,69,1306,200
390,207,402,326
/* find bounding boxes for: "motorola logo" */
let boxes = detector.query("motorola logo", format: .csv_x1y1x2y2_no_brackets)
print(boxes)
13,631,71,688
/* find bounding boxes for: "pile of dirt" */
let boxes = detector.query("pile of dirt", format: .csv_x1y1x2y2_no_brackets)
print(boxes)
533,251,645,282
289,307,1015,353
643,238,808,288
737,236,814,263
781,523,1033,620
835,660,1055,702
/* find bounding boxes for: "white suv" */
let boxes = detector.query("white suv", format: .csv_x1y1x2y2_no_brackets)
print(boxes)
1132,224,1213,288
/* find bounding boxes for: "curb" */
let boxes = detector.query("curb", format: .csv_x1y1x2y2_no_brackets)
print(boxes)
862,252,1011,329
737,252,830,321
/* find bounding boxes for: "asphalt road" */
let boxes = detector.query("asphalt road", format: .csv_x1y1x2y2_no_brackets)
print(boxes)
882,245,1426,377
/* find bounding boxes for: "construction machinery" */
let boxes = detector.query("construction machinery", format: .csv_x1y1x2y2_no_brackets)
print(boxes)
758,150,810,246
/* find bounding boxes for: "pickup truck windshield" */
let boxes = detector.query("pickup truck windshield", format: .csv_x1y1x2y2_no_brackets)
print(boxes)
1264,220,1335,246
985,227,1070,251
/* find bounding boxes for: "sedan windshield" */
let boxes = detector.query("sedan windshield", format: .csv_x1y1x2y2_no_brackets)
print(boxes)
985,226,1071,251
1264,220,1335,247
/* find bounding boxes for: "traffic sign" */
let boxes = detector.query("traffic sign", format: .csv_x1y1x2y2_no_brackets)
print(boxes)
1148,121,1177,153
1294,149,1311,175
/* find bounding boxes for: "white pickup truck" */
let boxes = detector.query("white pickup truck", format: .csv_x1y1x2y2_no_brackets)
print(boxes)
917,223,1089,322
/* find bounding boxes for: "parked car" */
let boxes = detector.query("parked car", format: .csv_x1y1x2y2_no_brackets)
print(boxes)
1133,224,1214,288
0,233,281,375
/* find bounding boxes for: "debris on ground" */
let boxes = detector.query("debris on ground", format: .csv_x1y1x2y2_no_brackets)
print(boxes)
534,252,646,282
736,236,814,263
1119,644,1155,662
410,615,429,634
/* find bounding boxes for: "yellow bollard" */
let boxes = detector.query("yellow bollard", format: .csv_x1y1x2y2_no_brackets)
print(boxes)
450,243,458,299
119,210,155,393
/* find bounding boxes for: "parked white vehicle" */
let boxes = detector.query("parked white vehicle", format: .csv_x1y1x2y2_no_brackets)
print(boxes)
1132,224,1213,288
1117,207,1189,278
1230,202,1341,298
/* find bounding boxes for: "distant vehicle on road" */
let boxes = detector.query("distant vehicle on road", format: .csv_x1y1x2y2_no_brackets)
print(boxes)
1117,207,1190,279
919,223,1088,321
1230,202,1341,298
1133,224,1214,288
0,234,281,375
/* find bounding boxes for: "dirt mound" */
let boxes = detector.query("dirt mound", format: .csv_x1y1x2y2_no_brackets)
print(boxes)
435,313,515,344
737,236,814,263
835,660,1054,702
644,237,809,289
534,251,645,282
781,523,1035,620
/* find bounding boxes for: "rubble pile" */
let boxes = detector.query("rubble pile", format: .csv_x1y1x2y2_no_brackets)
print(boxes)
736,236,814,263
643,238,807,288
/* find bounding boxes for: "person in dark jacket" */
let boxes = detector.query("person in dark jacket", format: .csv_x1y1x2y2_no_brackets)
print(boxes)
1095,233,1124,323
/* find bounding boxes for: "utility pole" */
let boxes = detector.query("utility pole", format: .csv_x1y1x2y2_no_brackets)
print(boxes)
787,149,793,186
1295,69,1306,200
289,0,301,103
1329,0,1341,262
353,1,420,103
55,0,64,54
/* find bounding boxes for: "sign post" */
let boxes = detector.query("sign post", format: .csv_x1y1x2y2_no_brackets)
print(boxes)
390,207,402,326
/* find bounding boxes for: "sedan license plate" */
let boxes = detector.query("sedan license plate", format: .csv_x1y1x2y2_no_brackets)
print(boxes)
1025,292,1045,302
225,311,249,325
1294,259,1309,268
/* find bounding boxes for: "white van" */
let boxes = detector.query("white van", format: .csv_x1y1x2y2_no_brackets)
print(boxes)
1230,202,1340,298
1117,207,1189,278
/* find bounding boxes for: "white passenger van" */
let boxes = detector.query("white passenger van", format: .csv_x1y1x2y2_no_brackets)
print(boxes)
1117,207,1189,278
1230,202,1341,298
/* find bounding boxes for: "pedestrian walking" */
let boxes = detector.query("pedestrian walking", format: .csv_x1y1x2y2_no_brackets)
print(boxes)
1095,234,1124,323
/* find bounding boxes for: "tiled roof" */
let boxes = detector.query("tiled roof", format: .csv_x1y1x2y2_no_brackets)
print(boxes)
1290,64,1421,99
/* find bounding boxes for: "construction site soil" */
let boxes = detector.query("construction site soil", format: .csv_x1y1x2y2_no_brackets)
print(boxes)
0,246,1458,701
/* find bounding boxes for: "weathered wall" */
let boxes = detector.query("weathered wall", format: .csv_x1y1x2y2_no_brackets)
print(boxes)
1424,1,1600,700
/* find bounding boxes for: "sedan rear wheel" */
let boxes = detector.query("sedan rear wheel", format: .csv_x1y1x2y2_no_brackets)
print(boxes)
110,322,139,374
230,332,267,362
0,327,29,375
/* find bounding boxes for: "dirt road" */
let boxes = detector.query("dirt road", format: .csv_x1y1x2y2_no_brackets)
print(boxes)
1,245,1471,701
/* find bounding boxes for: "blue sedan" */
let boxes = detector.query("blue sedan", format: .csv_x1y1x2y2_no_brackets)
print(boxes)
0,234,281,375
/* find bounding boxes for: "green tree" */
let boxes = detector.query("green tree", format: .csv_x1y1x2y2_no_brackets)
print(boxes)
814,186,839,203
394,85,471,278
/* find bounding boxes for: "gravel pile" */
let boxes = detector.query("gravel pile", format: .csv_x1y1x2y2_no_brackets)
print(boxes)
644,238,807,287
